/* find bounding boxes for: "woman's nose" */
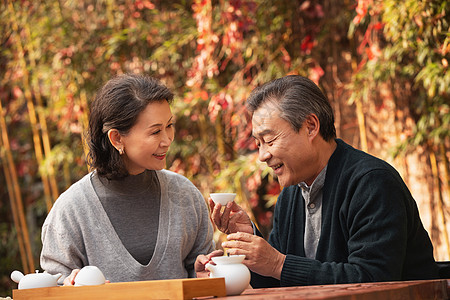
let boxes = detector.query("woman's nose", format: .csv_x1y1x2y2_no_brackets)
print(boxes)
160,129,173,147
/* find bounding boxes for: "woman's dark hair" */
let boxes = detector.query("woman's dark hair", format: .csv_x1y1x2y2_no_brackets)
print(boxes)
246,75,336,141
87,74,174,179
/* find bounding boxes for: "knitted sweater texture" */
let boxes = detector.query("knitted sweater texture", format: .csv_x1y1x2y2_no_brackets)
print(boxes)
40,169,214,282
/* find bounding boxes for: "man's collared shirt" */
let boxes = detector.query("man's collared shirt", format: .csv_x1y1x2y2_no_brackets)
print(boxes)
298,165,327,259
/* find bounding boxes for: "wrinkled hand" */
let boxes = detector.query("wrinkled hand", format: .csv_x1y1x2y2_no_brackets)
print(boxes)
209,199,253,235
222,232,286,280
195,250,224,278
63,269,80,286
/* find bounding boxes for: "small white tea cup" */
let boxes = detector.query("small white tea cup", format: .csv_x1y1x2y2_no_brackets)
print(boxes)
74,266,106,286
210,193,236,206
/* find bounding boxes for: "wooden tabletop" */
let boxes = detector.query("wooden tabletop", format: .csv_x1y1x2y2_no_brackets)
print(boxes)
214,279,449,300
12,278,449,299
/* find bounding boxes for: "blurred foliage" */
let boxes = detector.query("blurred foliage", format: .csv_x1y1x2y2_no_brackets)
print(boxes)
0,0,448,296
348,0,449,155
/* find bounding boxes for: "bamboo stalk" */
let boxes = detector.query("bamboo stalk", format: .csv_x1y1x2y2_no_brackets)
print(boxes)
215,114,226,157
22,10,59,204
198,112,215,176
105,0,116,28
440,143,450,204
7,0,54,212
0,129,29,273
80,89,91,173
429,146,450,258
0,99,35,273
355,98,368,152
350,54,368,152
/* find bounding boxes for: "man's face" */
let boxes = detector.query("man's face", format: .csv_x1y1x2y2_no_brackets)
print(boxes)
251,102,317,187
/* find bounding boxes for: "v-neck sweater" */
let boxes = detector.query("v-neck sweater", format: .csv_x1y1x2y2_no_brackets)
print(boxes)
40,169,215,282
92,170,160,265
251,139,438,287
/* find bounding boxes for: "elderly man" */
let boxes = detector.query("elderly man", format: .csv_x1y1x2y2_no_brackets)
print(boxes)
198,75,438,287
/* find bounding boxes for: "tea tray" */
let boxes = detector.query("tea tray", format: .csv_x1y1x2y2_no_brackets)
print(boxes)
12,277,226,299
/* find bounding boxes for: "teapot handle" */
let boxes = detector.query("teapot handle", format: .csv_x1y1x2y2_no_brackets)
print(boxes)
11,270,24,283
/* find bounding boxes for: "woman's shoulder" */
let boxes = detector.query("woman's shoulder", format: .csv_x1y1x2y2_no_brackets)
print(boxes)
50,173,95,211
156,169,204,201
44,172,96,228
156,169,195,187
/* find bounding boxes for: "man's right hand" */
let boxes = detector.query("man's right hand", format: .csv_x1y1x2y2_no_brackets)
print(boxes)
209,198,253,235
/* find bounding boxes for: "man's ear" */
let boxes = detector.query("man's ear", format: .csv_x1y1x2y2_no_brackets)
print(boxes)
107,129,123,152
305,114,320,139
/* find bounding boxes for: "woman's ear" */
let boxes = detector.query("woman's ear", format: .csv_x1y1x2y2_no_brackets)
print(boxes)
107,129,124,155
305,114,320,139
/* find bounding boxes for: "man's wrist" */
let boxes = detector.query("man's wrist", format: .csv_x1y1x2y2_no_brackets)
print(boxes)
273,253,286,280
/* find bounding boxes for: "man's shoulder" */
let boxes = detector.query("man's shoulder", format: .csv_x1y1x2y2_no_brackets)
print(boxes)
331,139,396,175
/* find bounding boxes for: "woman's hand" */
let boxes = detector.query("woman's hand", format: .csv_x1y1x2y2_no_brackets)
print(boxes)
195,250,224,278
63,268,110,286
209,199,253,235
63,269,80,286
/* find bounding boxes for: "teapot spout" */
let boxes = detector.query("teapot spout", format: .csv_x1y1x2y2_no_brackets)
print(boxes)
52,273,62,280
11,270,24,284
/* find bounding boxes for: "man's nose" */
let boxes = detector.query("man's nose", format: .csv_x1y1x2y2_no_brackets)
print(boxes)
258,145,272,162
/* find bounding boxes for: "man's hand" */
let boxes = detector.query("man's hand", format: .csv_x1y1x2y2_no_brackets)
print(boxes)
209,199,253,235
222,232,286,280
195,250,224,278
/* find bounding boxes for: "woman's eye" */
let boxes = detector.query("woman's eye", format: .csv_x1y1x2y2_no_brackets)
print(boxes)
152,130,161,135
167,123,174,128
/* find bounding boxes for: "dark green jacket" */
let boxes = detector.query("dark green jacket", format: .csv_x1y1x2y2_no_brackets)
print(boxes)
251,139,438,287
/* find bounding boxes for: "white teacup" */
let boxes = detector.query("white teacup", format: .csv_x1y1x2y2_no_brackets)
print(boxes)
74,266,106,286
210,193,236,206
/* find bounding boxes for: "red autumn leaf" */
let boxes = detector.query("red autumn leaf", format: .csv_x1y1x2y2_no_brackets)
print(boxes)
300,35,315,53
200,90,209,100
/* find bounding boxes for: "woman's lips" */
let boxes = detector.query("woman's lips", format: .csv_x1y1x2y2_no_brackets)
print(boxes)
153,153,166,160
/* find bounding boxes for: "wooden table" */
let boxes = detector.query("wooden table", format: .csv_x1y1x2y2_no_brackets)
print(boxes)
12,278,449,299
215,279,449,300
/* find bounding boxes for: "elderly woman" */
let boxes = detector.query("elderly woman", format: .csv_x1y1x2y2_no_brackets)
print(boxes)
40,74,218,284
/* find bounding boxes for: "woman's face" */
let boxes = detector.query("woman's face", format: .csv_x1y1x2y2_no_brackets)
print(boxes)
120,101,174,174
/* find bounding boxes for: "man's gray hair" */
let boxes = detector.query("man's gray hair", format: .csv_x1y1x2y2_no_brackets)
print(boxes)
246,75,336,141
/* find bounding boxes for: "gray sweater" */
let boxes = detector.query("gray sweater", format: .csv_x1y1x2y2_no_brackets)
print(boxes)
40,169,215,282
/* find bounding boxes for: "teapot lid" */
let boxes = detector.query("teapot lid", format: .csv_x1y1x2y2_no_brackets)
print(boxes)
211,254,245,264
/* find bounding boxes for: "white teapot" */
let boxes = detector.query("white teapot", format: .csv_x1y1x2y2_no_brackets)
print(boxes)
205,255,250,296
11,270,62,290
